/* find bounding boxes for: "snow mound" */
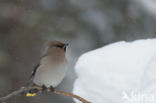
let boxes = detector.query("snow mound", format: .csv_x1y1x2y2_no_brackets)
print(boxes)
73,39,156,103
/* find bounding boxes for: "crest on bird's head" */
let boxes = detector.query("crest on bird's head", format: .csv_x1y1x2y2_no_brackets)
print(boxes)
45,40,69,51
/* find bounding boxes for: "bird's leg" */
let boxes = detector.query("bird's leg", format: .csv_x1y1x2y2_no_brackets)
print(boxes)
42,85,47,92
29,84,47,93
31,84,43,93
50,86,55,92
28,84,41,93
29,88,39,93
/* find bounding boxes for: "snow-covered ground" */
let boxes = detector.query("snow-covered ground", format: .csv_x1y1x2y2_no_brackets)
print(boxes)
73,39,156,103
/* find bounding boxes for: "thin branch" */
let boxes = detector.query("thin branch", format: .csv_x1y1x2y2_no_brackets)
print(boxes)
0,87,35,103
0,86,90,103
52,89,90,103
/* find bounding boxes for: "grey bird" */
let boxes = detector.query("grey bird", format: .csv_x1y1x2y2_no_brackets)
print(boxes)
28,40,68,91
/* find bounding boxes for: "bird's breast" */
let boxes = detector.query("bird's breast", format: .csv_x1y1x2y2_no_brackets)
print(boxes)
33,61,68,87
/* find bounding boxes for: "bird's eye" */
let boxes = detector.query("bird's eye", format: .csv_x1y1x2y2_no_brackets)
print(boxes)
56,45,63,48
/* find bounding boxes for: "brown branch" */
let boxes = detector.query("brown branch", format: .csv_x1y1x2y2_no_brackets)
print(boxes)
52,89,90,103
0,86,90,103
0,87,35,103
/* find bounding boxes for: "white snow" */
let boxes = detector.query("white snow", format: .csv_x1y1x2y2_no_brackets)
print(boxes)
73,39,156,103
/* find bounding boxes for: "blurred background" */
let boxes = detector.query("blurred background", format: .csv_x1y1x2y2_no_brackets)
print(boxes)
0,0,156,103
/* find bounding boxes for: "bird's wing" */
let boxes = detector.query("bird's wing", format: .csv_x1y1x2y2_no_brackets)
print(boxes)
26,64,40,86
29,54,48,80
29,64,40,80
26,54,48,86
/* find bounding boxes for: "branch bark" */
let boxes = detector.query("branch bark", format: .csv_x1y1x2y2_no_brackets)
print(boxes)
0,87,35,103
53,89,90,103
0,86,90,103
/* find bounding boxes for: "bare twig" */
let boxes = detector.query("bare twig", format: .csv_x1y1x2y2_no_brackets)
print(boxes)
0,86,90,103
52,89,90,103
0,86,35,103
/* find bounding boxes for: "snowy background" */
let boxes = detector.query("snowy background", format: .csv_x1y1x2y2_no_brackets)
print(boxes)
73,39,156,103
1,0,156,103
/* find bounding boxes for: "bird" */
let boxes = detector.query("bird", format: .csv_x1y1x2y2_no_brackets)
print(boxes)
26,40,69,96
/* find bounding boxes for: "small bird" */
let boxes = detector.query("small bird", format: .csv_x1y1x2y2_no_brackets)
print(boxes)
27,40,69,95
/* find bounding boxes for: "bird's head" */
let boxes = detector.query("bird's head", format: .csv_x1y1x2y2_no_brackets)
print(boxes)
45,40,69,52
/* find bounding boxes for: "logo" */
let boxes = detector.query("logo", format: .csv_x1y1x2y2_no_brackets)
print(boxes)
122,91,155,102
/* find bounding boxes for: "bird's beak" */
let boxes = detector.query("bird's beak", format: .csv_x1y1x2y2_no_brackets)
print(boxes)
63,43,69,48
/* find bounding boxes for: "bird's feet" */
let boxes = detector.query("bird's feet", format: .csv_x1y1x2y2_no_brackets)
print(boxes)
42,85,47,92
42,85,55,92
28,84,55,94
50,86,55,92
29,88,39,93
